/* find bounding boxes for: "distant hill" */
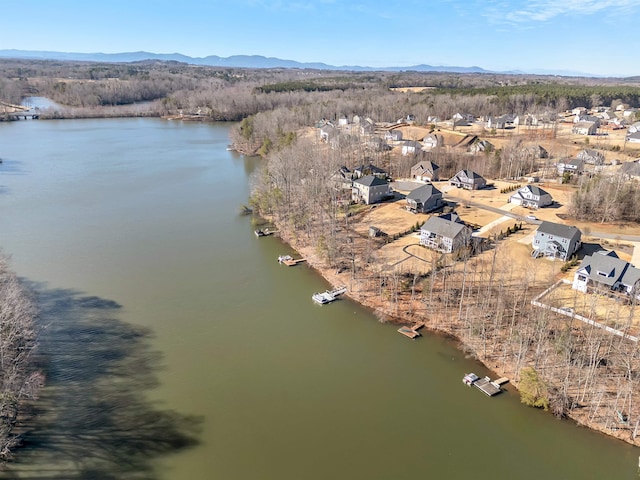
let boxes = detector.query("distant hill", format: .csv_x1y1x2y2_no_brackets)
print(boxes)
0,49,494,73
0,49,597,77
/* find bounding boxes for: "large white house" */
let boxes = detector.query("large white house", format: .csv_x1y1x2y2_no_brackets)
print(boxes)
509,185,553,209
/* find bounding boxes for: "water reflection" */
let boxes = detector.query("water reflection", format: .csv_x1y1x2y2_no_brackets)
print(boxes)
3,283,202,479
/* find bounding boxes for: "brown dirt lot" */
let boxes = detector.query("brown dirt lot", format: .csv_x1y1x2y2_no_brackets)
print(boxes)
541,281,640,335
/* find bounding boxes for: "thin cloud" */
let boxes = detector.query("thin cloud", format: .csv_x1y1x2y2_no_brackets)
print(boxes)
483,0,637,23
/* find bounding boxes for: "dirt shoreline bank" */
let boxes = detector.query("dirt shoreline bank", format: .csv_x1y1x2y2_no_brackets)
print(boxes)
273,226,640,448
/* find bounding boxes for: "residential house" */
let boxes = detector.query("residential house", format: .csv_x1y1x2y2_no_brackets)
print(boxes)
525,144,549,159
509,185,553,209
449,169,487,190
359,118,376,136
419,213,472,253
532,221,582,260
353,163,387,179
468,139,494,154
401,140,423,156
620,160,640,180
623,108,639,118
627,132,640,144
337,115,349,126
406,184,443,213
319,123,337,142
628,122,640,133
365,136,391,152
599,110,617,121
452,113,475,125
384,129,403,141
519,114,541,127
330,166,354,190
577,149,605,165
351,175,392,205
486,115,514,129
574,114,600,126
572,107,587,115
410,160,440,182
557,158,584,176
572,121,598,135
572,250,640,298
422,133,444,150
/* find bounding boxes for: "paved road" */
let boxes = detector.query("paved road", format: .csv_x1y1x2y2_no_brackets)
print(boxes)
444,194,541,225
392,181,640,242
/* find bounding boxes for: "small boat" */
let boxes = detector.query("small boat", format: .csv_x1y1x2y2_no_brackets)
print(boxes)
463,373,480,386
255,228,272,237
311,286,347,305
278,255,293,263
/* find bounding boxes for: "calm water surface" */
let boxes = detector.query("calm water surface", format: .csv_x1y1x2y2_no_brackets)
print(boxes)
0,118,637,479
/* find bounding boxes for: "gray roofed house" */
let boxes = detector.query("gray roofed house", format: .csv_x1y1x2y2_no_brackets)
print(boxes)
406,184,443,213
319,123,337,142
410,160,440,182
532,221,582,260
353,163,387,179
620,160,640,180
526,145,549,159
509,185,553,209
627,132,640,144
401,140,423,156
422,134,444,150
449,169,487,190
330,166,354,190
351,175,392,205
468,139,494,154
577,149,605,165
572,121,598,135
420,213,472,253
384,129,403,141
557,158,584,175
573,250,640,298
485,115,514,129
628,122,640,134
574,114,601,126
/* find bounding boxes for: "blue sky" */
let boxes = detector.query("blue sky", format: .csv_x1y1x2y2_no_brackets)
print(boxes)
5,0,640,76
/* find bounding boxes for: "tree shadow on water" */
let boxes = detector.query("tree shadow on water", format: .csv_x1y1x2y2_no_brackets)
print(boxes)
1,283,203,479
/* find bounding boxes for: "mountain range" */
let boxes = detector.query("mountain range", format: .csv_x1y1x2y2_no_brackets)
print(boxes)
0,49,598,77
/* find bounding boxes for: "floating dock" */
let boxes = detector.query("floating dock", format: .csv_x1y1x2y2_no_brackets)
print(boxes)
282,258,306,267
463,373,504,397
397,323,424,339
473,377,502,397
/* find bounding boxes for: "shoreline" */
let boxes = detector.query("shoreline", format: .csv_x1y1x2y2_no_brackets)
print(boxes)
272,224,640,448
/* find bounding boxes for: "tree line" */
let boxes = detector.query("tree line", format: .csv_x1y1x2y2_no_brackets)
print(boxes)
0,255,42,459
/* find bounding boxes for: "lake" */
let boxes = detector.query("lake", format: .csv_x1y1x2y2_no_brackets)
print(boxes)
0,118,637,479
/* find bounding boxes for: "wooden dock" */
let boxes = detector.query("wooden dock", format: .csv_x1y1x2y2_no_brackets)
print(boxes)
493,377,510,386
397,325,421,339
283,258,306,266
473,377,502,397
